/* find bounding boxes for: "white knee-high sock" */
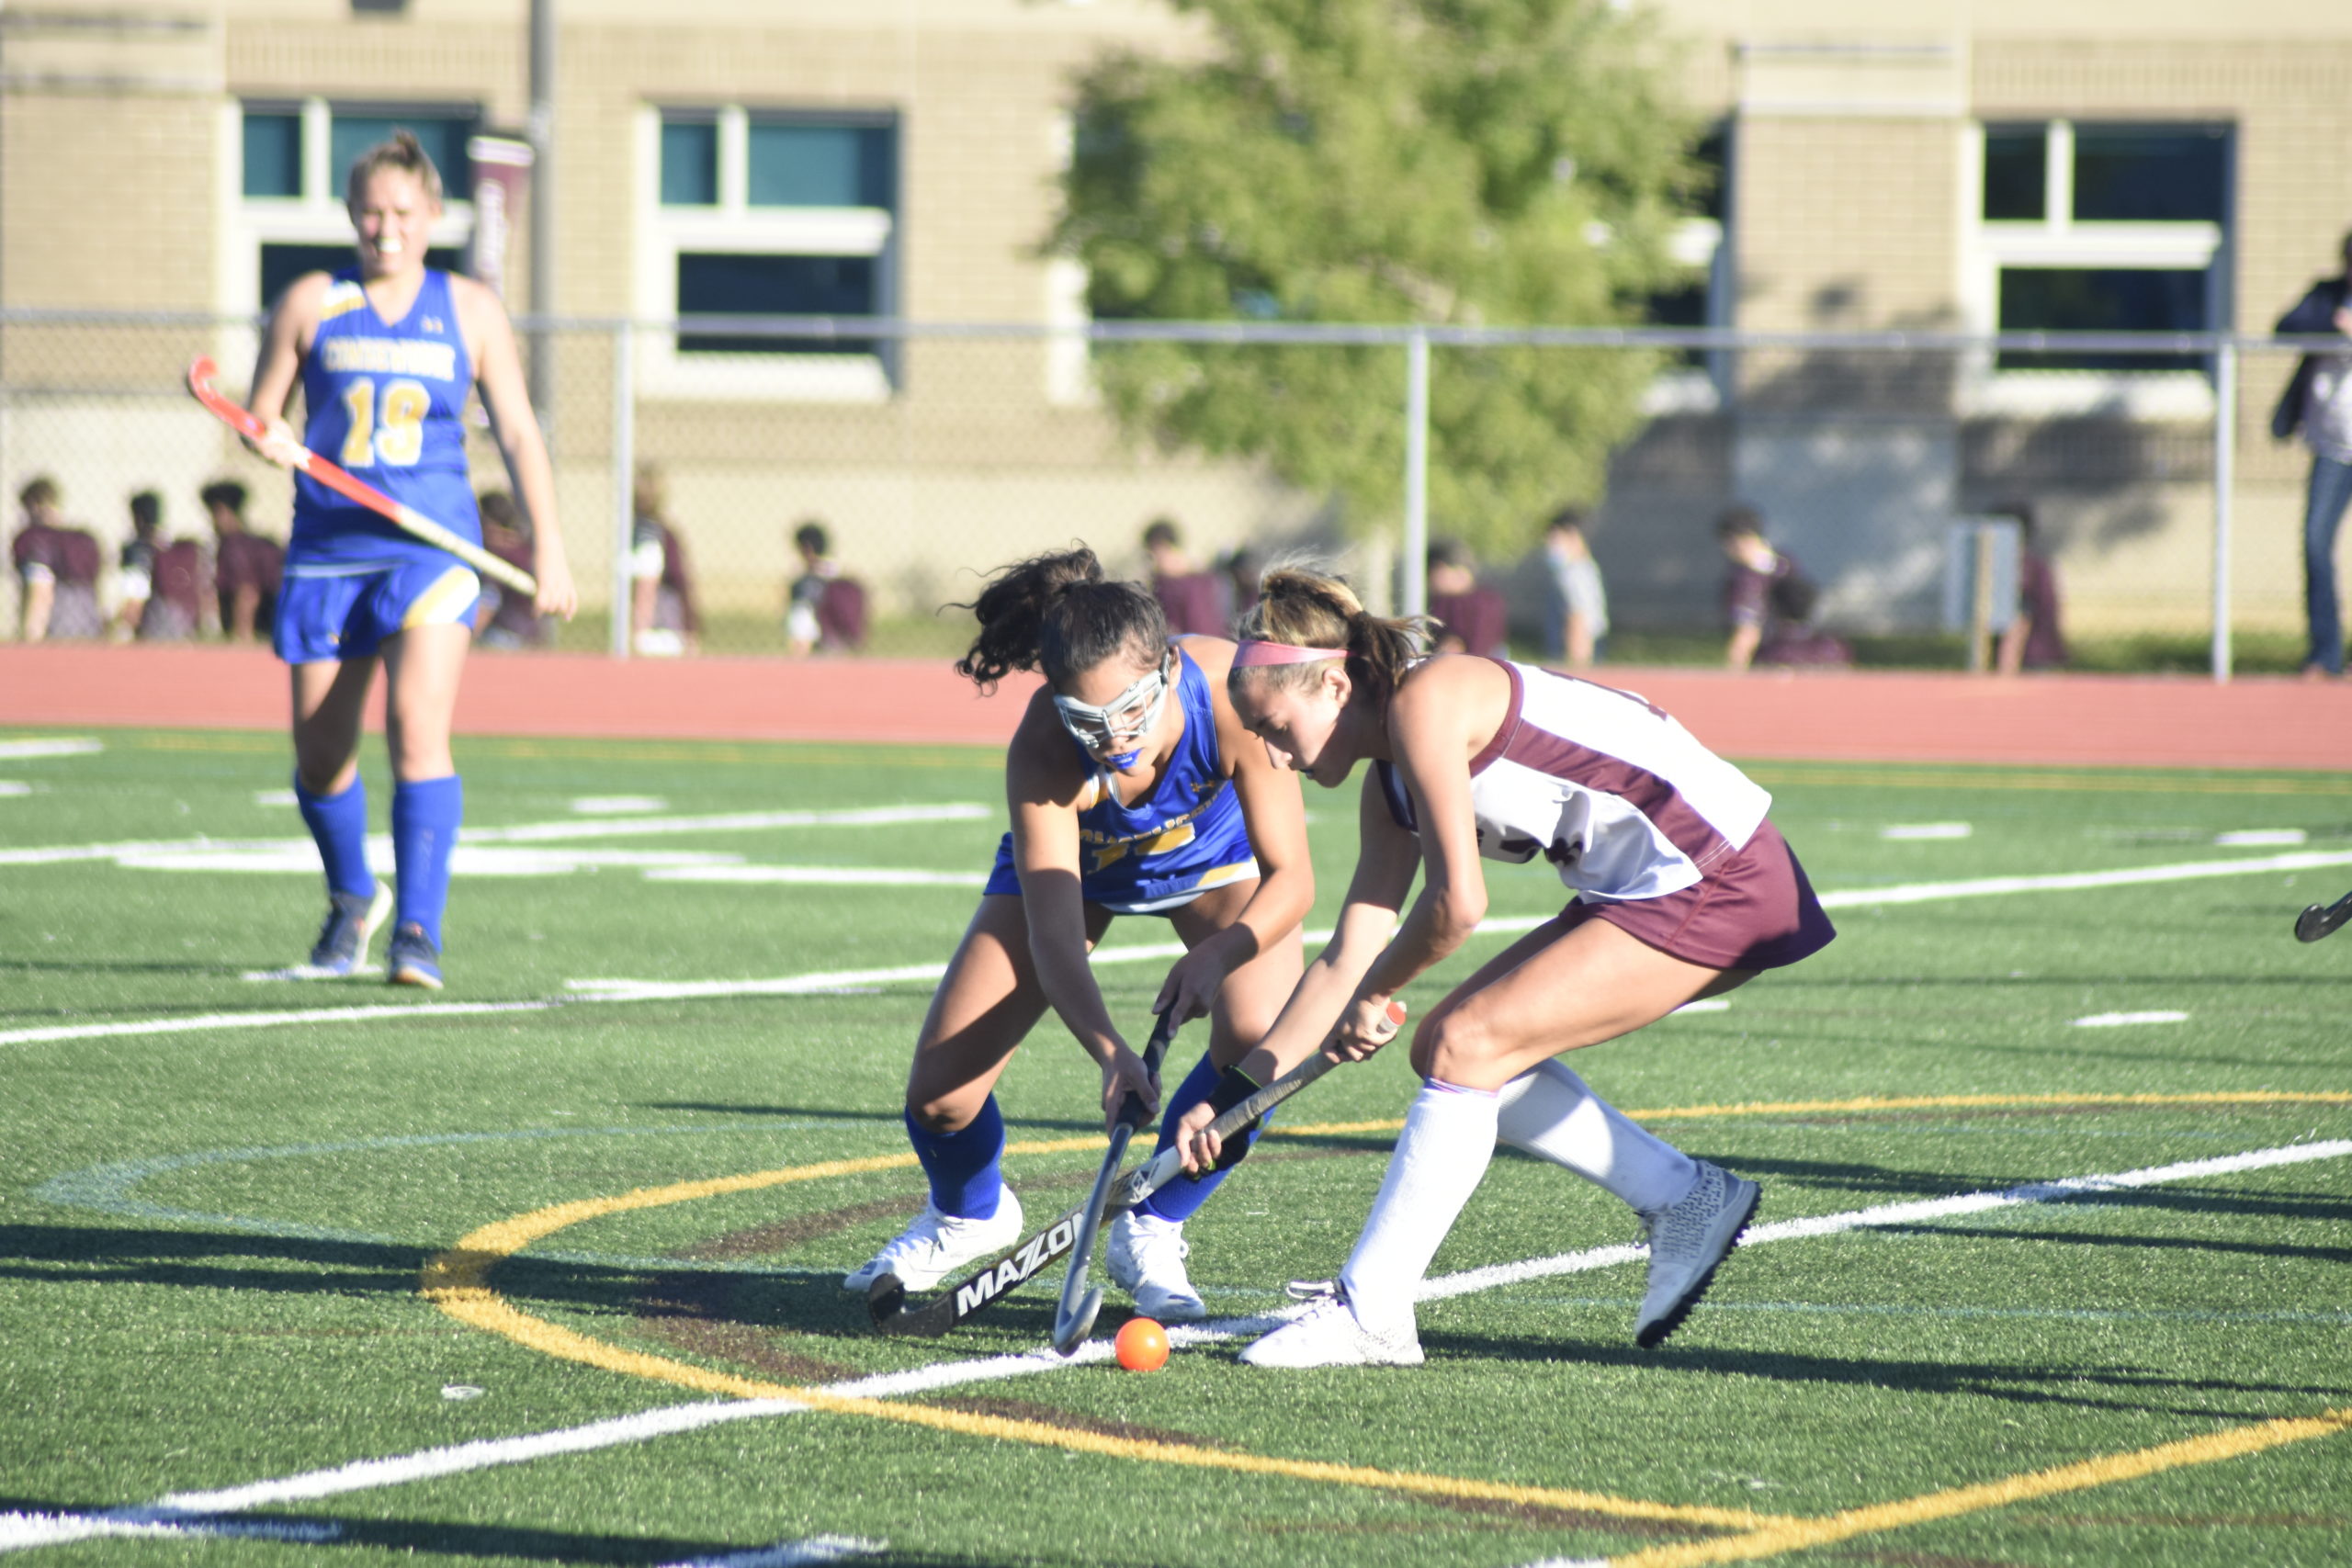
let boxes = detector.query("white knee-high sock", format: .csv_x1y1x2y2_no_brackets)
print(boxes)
1494,1058,1698,1214
1338,1081,1499,1336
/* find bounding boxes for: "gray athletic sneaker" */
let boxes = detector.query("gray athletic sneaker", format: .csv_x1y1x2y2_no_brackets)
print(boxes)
1105,1211,1207,1322
1634,1159,1759,1348
291,884,391,979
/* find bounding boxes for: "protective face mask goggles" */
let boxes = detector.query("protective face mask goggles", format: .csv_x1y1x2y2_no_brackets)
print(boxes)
1053,653,1174,763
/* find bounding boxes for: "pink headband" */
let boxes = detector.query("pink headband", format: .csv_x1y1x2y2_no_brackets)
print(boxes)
1233,640,1345,668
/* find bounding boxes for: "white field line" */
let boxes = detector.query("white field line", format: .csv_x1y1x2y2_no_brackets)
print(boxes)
0,782,37,797
0,738,101,761
0,802,989,867
659,1538,885,1568
644,866,989,887
0,1513,340,1550
2074,1010,2190,1028
3,1138,2340,1554
12,844,2350,1049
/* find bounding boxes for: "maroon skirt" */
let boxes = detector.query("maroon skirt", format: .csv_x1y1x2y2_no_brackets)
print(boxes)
1565,819,1835,973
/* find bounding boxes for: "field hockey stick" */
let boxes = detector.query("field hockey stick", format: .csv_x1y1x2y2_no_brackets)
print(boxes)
868,998,1405,1340
1100,998,1407,1223
1049,1009,1182,1355
867,1013,1182,1339
185,355,538,599
2295,888,2352,942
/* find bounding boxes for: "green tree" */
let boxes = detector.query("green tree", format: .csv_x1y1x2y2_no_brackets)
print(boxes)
1052,0,1706,559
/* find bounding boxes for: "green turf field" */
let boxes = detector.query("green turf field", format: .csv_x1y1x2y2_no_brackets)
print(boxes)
2,727,2348,1568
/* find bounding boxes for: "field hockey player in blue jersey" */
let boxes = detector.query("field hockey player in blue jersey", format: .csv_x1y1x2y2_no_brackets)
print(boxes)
241,130,576,989
1178,567,1832,1367
842,547,1313,1321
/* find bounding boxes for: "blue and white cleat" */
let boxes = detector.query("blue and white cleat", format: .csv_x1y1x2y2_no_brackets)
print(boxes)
260,884,392,981
386,922,444,990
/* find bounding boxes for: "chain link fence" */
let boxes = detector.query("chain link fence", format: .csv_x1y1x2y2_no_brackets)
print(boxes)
2,309,2334,677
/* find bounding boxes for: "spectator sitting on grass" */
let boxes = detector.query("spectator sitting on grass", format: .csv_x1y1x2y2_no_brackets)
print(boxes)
1426,537,1509,658
11,476,104,642
786,519,866,656
117,491,204,642
202,479,282,644
1143,516,1227,637
473,491,548,650
1718,505,1849,672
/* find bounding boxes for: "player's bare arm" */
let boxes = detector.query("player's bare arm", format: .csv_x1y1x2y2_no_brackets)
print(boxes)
1150,636,1313,1024
1340,657,1502,1035
243,272,333,466
454,275,576,619
1006,694,1155,1124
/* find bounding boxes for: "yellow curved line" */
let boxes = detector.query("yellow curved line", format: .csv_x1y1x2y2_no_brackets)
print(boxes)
420,1126,1780,1531
421,1092,2351,1541
1610,1405,2352,1568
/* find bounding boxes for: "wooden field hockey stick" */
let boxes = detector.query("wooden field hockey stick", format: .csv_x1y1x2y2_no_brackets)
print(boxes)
185,355,538,599
1049,1009,1182,1356
868,998,1407,1340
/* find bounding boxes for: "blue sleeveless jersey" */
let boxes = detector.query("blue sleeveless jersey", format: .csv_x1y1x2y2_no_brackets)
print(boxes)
290,268,480,568
984,645,1260,916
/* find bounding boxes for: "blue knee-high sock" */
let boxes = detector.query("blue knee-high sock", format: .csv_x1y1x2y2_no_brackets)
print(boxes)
906,1095,1006,1219
390,774,462,948
1138,1050,1268,1223
294,773,375,900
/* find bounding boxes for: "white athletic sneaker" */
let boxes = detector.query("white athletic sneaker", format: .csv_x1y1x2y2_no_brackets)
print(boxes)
1105,1212,1207,1323
841,1190,1025,1294
1237,1281,1424,1369
1634,1159,1759,1348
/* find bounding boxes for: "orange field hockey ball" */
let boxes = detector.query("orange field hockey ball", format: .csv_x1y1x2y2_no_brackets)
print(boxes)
1114,1316,1170,1371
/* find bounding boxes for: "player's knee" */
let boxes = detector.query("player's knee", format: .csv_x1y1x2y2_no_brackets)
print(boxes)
1413,1008,1495,1084
906,1094,972,1134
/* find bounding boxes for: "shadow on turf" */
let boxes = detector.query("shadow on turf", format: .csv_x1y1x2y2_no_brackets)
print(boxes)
1410,1335,2352,1422
0,1225,888,1334
0,1500,979,1565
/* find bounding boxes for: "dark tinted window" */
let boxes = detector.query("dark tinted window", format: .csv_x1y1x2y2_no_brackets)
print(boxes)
675,253,878,353
660,118,718,207
243,112,303,198
1981,125,2046,220
746,122,895,209
1996,266,2207,370
2072,124,2228,222
330,114,473,200
259,242,464,309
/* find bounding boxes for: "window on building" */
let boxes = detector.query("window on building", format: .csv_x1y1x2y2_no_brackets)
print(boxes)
638,106,900,399
226,100,479,316
1969,119,2229,395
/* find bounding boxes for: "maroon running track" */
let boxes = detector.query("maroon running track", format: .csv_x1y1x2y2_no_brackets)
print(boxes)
4,644,2351,771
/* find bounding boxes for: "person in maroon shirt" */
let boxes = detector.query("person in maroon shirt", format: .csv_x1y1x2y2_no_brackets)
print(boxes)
202,479,283,643
1990,500,2068,675
11,476,104,641
1144,516,1228,636
115,491,204,641
1425,537,1510,658
472,491,548,649
1718,506,1849,671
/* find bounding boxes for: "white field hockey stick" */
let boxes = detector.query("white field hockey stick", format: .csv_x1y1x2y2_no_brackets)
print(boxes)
185,355,537,599
1049,1008,1182,1356
868,998,1406,1340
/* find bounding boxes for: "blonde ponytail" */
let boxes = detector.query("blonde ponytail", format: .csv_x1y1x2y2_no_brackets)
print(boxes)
1232,564,1427,696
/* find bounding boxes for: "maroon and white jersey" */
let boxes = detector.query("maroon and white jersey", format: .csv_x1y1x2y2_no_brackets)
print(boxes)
1375,660,1770,903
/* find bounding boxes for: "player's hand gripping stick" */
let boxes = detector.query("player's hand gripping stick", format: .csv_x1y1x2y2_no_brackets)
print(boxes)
184,355,538,598
865,1000,1405,1340
1049,1010,1180,1357
1107,998,1409,1215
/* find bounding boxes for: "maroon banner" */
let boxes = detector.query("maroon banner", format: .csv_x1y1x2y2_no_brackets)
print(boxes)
465,134,535,301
